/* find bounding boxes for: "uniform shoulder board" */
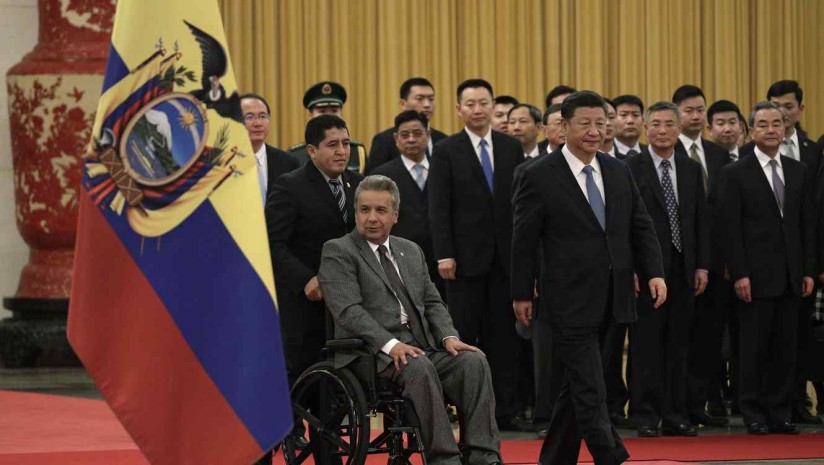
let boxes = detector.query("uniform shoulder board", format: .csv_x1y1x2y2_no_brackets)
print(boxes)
288,142,305,151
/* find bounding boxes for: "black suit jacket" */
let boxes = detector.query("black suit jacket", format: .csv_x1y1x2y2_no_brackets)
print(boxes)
626,150,710,288
428,129,523,277
264,144,300,196
364,126,447,174
719,154,816,298
511,151,664,328
741,136,822,186
372,157,435,265
674,137,731,272
266,162,363,342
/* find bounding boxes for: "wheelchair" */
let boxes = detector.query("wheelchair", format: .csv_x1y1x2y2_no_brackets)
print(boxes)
281,337,429,465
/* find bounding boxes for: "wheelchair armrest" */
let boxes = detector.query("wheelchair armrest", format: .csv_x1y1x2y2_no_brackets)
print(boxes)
325,338,368,351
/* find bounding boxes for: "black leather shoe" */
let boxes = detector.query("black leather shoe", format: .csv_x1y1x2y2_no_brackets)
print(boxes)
706,401,729,417
637,425,660,437
792,408,823,425
746,423,769,435
609,413,635,429
768,422,800,434
690,411,729,427
496,415,533,432
663,423,698,437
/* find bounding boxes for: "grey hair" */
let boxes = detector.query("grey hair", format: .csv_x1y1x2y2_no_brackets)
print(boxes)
644,101,681,122
355,174,401,211
748,100,783,127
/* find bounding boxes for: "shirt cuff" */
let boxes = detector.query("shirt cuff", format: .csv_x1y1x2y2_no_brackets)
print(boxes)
381,338,401,355
696,269,709,274
437,258,455,264
442,335,459,346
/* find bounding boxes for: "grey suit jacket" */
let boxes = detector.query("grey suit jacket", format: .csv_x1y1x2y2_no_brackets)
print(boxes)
318,230,459,370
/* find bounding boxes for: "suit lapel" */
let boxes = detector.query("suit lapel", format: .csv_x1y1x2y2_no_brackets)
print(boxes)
745,155,782,219
307,162,346,222
549,152,602,230
458,131,493,196
599,153,619,233
674,153,691,219
782,156,800,212
353,232,394,291
390,240,419,306
641,152,667,211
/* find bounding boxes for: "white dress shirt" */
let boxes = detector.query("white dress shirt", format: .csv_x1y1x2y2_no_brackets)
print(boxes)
605,145,617,158
729,146,739,162
754,147,785,191
465,127,494,170
679,134,707,172
614,138,641,156
781,131,800,162
254,144,268,191
562,145,605,205
401,154,429,182
649,148,679,204
525,145,540,159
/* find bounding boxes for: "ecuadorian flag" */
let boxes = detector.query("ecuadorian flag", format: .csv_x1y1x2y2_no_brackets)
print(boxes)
67,1,292,464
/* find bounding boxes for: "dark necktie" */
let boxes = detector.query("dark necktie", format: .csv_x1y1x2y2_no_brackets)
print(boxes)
329,179,348,223
660,159,683,252
769,159,784,214
377,245,430,349
626,149,638,158
582,165,606,231
479,139,494,192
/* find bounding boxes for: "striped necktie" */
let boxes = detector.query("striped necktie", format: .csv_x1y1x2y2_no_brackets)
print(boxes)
329,179,347,223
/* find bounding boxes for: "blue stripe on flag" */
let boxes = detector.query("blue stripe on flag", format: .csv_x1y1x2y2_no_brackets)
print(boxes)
101,202,292,448
101,45,131,94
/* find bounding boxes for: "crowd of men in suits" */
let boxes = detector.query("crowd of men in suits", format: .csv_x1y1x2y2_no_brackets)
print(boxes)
245,77,824,465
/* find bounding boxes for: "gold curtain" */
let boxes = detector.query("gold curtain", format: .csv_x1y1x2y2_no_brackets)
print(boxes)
219,0,824,150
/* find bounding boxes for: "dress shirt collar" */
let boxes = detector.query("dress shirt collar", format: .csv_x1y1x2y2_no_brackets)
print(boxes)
254,144,266,164
648,147,676,170
730,146,739,159
367,236,392,257
604,145,616,158
401,154,429,172
614,138,641,155
679,133,703,154
562,145,602,176
755,146,782,170
525,145,540,159
317,164,343,184
465,127,493,150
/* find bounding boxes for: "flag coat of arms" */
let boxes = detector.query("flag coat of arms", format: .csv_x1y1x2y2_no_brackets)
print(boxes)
67,1,292,464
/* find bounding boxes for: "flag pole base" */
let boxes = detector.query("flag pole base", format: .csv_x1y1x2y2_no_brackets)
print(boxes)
0,298,79,368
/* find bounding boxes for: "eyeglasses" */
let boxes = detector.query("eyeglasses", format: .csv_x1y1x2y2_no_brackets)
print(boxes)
243,113,271,122
398,130,426,139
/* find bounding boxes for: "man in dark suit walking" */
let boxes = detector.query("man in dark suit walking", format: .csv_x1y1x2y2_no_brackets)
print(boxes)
240,93,299,202
719,101,817,435
671,85,733,428
626,102,710,437
612,94,647,159
373,110,444,298
428,78,526,430
365,78,448,174
265,114,364,454
512,91,666,465
318,175,502,465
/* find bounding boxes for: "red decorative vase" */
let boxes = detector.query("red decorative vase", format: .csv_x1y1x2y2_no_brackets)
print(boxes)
6,0,114,299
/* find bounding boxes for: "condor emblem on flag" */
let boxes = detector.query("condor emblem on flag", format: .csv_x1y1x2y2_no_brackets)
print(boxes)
67,2,293,464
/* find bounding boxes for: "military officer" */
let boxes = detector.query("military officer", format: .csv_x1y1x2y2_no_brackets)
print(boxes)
288,81,368,174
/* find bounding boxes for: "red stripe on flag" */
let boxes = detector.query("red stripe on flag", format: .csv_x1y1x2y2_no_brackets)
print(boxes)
67,191,265,465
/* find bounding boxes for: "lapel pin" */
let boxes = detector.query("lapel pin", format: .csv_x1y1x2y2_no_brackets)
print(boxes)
346,182,351,188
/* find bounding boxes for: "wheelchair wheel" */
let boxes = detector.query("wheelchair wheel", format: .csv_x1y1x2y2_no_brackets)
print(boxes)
283,361,369,465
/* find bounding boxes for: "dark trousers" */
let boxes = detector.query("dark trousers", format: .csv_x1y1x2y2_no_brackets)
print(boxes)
602,322,629,419
538,324,629,465
532,316,564,427
792,289,818,410
687,270,732,417
737,292,800,424
446,264,521,420
630,252,693,427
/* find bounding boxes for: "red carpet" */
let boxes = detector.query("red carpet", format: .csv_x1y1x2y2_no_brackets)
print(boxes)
2,390,823,465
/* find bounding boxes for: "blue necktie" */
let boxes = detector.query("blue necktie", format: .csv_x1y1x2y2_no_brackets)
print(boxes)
256,156,266,204
479,139,494,192
412,163,426,191
582,165,606,230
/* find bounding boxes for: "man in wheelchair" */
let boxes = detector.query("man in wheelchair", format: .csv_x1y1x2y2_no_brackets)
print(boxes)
318,175,503,465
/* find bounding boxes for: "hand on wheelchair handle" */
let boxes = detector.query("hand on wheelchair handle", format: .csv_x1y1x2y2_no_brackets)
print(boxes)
390,342,425,371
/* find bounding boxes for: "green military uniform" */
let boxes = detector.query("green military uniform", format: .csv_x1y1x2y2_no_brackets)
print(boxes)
289,81,367,174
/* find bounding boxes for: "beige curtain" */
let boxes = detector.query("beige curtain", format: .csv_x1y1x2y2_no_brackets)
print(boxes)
219,0,824,149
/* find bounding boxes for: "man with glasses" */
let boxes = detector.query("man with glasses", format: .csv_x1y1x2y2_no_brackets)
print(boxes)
240,93,299,203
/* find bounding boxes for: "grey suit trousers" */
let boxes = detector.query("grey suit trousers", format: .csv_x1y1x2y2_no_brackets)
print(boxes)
379,331,501,465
